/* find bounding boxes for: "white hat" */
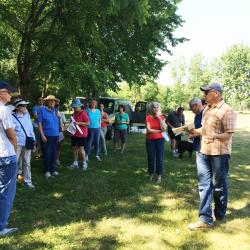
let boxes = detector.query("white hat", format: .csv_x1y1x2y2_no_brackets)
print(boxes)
14,99,30,108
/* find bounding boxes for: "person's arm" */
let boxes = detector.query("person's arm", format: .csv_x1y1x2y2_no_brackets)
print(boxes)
146,122,162,134
38,122,47,142
157,115,167,131
6,128,17,148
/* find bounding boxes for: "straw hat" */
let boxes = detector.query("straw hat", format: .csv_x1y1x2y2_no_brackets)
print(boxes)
43,95,58,101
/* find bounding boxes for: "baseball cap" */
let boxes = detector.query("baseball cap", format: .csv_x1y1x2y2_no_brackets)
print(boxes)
0,80,16,93
200,83,223,93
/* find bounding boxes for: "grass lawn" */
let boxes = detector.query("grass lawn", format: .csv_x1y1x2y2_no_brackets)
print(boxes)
0,113,249,250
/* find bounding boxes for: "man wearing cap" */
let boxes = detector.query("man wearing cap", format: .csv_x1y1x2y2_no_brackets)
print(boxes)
188,83,236,230
0,80,18,236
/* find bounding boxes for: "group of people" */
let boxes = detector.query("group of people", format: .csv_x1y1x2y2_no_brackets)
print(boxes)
0,79,236,236
145,82,236,230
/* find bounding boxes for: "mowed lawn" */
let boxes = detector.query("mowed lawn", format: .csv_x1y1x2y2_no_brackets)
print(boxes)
0,112,249,250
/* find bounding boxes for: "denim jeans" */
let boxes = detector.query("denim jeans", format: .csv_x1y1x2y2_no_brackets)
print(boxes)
0,156,18,230
146,138,165,175
42,136,58,173
86,128,101,157
196,152,229,224
99,127,107,154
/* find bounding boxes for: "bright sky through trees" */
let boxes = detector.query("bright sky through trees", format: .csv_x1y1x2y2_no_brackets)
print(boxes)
157,0,250,85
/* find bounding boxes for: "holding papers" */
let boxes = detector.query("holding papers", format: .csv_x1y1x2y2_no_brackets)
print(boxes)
66,116,83,135
172,123,194,136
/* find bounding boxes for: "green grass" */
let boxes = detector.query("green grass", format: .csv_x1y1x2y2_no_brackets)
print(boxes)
0,115,249,250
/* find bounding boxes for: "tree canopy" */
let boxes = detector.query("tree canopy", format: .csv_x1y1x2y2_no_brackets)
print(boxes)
0,0,185,102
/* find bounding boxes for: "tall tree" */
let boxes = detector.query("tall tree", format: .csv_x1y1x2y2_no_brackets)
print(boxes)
0,0,185,101
220,44,250,110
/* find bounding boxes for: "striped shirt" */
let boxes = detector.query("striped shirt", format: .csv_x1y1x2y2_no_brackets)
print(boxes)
200,100,236,155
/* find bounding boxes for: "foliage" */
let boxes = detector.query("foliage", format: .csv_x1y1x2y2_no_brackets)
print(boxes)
0,0,185,102
219,44,250,110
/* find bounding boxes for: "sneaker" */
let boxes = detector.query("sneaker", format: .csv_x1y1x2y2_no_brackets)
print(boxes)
188,221,213,230
95,155,101,161
56,160,61,166
68,163,78,169
82,162,88,171
51,171,59,176
85,155,89,163
149,174,154,181
0,227,18,237
25,182,35,189
156,176,162,183
45,172,51,178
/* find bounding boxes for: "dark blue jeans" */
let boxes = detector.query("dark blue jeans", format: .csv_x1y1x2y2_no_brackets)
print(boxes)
86,128,101,157
42,136,58,173
0,156,18,230
146,138,165,175
196,152,229,224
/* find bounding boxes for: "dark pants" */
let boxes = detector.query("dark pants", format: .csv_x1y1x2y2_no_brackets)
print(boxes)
0,156,18,230
196,152,229,224
86,128,100,157
42,136,58,173
146,138,165,175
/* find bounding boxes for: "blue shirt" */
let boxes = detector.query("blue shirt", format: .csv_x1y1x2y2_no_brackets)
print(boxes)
12,111,36,146
193,110,203,151
32,105,44,127
37,107,59,136
87,109,101,128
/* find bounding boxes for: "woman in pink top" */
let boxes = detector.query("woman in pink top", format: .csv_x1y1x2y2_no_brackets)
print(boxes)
145,102,166,183
69,99,89,170
99,103,109,155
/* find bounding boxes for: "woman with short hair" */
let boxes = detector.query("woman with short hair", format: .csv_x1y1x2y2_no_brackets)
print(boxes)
145,102,167,183
114,105,129,153
12,99,36,188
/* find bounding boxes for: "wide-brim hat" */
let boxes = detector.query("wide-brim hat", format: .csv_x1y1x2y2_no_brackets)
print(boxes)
70,98,82,108
14,99,30,108
200,83,223,93
43,95,58,101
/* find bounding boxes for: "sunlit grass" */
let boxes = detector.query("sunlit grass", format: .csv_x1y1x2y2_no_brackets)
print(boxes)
0,115,249,250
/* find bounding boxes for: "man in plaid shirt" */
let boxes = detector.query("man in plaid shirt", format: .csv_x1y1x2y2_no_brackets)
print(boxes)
188,83,236,230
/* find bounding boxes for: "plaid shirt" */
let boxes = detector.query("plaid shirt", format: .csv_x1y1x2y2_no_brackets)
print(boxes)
200,100,236,155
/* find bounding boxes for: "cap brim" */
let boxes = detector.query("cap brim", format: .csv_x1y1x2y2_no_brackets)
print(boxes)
200,86,211,91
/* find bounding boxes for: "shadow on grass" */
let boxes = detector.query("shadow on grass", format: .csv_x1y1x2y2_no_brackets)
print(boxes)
3,131,249,249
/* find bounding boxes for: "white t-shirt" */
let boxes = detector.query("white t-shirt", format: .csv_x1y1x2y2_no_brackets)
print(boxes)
0,102,16,157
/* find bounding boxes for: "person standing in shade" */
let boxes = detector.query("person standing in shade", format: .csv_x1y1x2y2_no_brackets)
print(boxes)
114,105,129,153
32,96,44,158
145,102,167,183
86,99,102,161
99,103,109,156
38,95,59,178
69,99,89,170
188,83,236,230
0,80,18,237
166,107,185,157
12,99,36,188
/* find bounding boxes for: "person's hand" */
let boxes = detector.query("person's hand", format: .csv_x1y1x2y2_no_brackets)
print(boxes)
188,128,196,137
42,135,47,143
